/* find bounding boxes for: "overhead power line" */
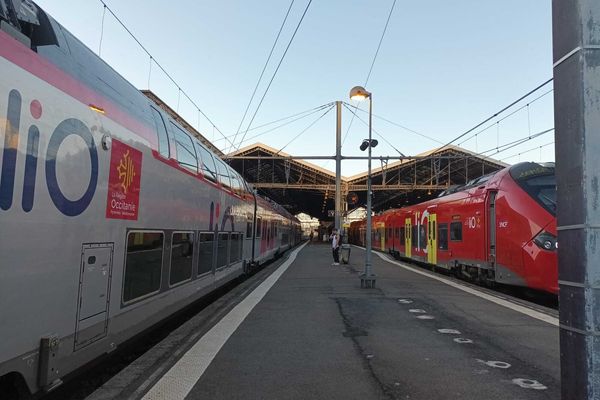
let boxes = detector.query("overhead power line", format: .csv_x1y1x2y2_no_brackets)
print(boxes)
229,0,296,153
433,78,554,154
96,0,234,148
501,141,555,162
235,0,314,151
344,102,444,144
276,104,335,154
478,128,554,157
458,88,554,146
214,102,333,143
342,103,405,157
341,0,397,148
219,103,335,148
364,0,397,85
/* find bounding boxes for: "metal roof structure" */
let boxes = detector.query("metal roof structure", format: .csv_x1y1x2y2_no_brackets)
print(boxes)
226,143,507,220
139,90,507,220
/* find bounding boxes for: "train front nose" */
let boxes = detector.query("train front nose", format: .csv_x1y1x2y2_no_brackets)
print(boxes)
522,230,558,294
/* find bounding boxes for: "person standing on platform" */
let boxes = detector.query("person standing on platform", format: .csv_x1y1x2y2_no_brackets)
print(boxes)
330,229,340,265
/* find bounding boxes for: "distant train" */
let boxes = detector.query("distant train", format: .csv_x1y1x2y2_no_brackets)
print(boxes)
0,1,301,396
349,162,557,295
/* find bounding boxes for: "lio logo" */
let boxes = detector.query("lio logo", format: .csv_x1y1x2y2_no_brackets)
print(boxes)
0,89,98,216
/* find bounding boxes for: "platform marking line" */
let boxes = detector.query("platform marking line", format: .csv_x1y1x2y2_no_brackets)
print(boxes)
512,378,548,390
438,329,461,334
454,338,473,344
371,251,559,327
141,242,307,400
416,315,435,320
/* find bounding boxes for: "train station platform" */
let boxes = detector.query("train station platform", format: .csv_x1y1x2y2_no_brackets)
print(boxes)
87,242,560,400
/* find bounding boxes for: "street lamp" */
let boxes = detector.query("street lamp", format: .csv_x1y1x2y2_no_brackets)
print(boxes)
350,85,377,288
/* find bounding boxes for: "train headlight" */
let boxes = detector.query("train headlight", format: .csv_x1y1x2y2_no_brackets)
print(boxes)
533,231,557,251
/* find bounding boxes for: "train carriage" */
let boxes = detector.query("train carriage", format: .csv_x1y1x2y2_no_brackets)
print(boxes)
350,162,557,294
0,1,300,395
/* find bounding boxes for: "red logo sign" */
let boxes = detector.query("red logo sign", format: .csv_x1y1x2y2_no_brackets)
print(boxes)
106,139,142,220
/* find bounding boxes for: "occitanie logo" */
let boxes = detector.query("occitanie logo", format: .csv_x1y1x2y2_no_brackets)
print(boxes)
117,150,136,194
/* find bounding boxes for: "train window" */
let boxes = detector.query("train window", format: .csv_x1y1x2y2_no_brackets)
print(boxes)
282,228,289,245
395,228,400,239
246,216,253,238
450,222,463,241
150,107,170,158
400,227,405,243
229,172,242,195
170,232,194,285
216,233,230,269
256,218,262,238
123,231,164,302
194,143,218,182
170,123,198,172
419,225,427,249
229,233,242,263
411,226,417,247
438,223,448,250
215,159,232,188
197,233,214,276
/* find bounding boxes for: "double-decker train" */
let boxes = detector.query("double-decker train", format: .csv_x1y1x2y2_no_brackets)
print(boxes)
0,1,301,396
349,162,558,295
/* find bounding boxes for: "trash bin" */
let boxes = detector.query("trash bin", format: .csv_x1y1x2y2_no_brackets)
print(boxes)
340,244,351,264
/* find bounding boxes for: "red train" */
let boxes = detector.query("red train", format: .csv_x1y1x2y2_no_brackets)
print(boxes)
348,162,558,294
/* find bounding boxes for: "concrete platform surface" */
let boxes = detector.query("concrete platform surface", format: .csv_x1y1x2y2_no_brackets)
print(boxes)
89,242,559,400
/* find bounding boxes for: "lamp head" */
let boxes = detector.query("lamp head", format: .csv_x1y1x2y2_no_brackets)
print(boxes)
370,139,378,148
349,86,371,101
360,139,369,151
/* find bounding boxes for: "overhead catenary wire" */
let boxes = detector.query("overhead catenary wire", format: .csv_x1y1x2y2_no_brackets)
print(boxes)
228,0,296,153
408,80,556,179
214,102,334,144
457,88,554,146
235,0,314,152
434,78,554,153
276,104,335,154
340,0,397,149
477,128,554,157
96,0,235,149
342,103,405,157
230,105,334,148
500,141,555,161
98,4,106,56
343,101,443,145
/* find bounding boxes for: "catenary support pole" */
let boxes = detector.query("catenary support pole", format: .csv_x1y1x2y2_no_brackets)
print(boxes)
335,101,342,232
361,94,376,288
552,1,600,398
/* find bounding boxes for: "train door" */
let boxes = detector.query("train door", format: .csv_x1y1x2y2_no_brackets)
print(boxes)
487,191,497,268
427,214,437,265
404,218,412,257
74,243,114,350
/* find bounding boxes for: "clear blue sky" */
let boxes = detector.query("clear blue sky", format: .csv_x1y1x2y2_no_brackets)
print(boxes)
36,0,555,176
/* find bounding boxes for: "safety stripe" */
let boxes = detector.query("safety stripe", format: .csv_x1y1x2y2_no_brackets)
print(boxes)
141,242,307,400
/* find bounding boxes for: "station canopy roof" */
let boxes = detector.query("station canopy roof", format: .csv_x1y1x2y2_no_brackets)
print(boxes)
226,143,507,220
142,91,507,221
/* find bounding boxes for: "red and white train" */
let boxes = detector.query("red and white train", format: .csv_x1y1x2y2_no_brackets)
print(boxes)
349,162,557,295
0,1,300,396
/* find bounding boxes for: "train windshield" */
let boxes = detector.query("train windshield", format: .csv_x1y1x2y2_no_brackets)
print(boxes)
509,163,556,216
